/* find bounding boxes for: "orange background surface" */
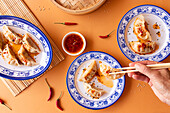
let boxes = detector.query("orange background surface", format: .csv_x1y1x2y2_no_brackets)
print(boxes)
0,0,170,113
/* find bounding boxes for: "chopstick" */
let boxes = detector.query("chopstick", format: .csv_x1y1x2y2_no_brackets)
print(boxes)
117,63,170,70
109,63,170,75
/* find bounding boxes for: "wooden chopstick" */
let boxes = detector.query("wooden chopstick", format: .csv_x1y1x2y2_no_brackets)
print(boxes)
110,63,170,75
117,63,170,70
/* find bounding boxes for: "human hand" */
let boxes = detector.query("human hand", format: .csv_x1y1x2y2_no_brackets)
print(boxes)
128,60,170,106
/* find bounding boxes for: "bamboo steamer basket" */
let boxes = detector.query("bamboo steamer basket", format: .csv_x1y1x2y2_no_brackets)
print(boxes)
51,0,106,15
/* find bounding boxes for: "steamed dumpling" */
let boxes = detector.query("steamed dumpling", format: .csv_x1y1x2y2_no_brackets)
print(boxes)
3,25,22,44
22,33,40,53
18,45,37,66
1,44,19,66
83,83,106,99
79,60,97,83
0,32,4,52
133,15,152,41
129,41,156,54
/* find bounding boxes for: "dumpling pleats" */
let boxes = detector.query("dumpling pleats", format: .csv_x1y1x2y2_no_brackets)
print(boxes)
83,83,106,99
133,15,152,41
1,44,19,66
22,33,40,53
129,41,156,54
98,62,124,80
3,25,22,44
0,32,4,52
18,45,37,66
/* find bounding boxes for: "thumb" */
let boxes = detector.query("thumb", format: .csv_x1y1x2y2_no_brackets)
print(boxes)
135,63,161,80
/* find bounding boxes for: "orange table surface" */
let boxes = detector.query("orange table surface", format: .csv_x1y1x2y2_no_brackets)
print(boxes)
0,0,170,113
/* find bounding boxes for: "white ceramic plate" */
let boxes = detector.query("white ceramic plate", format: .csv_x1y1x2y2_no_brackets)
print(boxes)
117,5,170,61
0,15,52,80
66,51,125,110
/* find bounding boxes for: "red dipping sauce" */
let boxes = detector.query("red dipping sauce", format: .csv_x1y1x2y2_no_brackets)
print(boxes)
64,34,84,53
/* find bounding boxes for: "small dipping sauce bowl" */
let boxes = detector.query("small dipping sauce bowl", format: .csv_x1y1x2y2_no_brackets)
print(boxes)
62,32,86,56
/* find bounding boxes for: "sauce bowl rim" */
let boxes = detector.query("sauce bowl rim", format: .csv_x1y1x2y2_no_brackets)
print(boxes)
62,31,86,56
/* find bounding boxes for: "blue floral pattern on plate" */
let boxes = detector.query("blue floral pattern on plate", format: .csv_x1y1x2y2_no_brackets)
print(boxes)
117,5,170,62
0,15,52,80
66,51,125,110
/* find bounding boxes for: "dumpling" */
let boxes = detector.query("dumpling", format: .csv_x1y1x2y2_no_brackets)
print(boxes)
98,62,113,77
133,15,152,41
0,32,4,52
131,15,157,55
1,44,19,66
129,41,156,54
3,25,22,44
22,33,40,53
18,45,37,66
98,62,124,80
83,83,106,99
79,60,97,83
108,68,125,80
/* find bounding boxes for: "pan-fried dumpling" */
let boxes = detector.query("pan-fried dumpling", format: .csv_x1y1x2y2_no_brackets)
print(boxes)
129,41,156,54
79,60,97,83
1,44,19,66
133,15,152,41
108,68,125,80
22,33,40,53
18,45,37,66
83,83,106,99
3,25,22,44
98,62,124,80
98,62,113,77
0,32,4,52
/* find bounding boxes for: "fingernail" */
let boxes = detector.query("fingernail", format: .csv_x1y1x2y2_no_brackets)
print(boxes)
129,63,133,66
135,63,140,69
132,74,135,79
127,73,131,77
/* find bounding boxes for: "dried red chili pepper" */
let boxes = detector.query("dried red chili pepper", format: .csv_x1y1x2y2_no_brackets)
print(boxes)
0,99,12,110
99,30,115,39
45,78,52,101
54,22,77,25
56,92,63,111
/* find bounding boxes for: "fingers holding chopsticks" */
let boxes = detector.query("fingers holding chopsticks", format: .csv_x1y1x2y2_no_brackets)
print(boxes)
130,72,150,83
128,60,158,83
127,66,150,83
134,63,159,78
128,61,169,85
110,61,170,75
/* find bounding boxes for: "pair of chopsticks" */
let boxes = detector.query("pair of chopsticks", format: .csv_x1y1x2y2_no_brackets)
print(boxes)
109,63,170,75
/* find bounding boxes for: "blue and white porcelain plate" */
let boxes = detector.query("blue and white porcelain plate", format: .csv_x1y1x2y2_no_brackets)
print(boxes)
0,15,52,80
117,5,170,62
66,51,125,110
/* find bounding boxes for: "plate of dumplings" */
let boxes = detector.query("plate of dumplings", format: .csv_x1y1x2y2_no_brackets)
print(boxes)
0,15,52,80
117,5,170,62
66,51,125,110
